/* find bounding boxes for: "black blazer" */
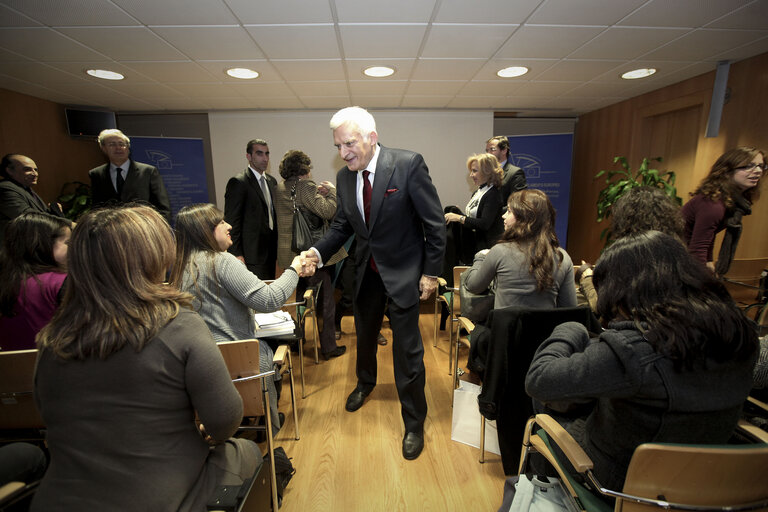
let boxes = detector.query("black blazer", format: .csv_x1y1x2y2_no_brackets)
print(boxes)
499,162,527,205
463,186,504,253
89,160,171,222
0,178,56,244
224,168,277,267
315,145,445,309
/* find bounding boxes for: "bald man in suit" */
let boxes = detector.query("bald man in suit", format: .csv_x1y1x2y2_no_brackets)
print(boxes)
306,107,445,460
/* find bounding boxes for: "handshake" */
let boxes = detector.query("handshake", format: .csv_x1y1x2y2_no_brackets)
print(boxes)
290,250,320,278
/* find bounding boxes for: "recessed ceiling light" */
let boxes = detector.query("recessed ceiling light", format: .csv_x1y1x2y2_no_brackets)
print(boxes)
496,66,528,78
86,69,124,80
226,67,259,79
364,66,395,78
621,68,656,80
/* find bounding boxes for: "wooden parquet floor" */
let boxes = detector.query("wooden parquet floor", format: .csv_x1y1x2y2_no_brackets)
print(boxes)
269,312,506,512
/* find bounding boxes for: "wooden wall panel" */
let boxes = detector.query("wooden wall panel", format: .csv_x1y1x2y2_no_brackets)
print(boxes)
568,51,768,264
0,88,104,206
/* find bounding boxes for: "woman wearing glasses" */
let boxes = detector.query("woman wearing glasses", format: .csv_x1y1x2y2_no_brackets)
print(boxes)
682,147,764,274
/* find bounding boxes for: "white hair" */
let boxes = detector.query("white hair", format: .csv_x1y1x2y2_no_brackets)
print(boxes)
97,129,130,147
329,106,377,140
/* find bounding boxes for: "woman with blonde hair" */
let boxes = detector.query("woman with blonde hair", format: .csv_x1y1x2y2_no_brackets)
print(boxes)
34,206,259,511
464,188,576,310
682,146,764,274
445,153,505,261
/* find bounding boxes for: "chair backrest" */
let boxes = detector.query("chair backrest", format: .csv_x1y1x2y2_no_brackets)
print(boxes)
217,339,265,418
453,266,469,313
0,349,44,429
721,257,768,306
620,443,768,512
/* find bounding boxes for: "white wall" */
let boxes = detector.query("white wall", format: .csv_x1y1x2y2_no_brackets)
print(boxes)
208,110,492,210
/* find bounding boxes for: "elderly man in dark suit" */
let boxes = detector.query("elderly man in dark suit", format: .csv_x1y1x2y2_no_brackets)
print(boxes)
0,153,63,244
486,135,527,205
305,107,445,460
223,139,277,280
89,129,171,223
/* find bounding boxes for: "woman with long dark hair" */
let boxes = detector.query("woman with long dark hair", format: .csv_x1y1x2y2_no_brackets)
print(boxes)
0,211,71,350
526,231,757,492
463,188,576,310
682,146,764,274
34,206,260,511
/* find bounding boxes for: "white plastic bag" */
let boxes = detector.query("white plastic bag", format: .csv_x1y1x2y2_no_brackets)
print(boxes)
505,475,577,512
451,381,501,455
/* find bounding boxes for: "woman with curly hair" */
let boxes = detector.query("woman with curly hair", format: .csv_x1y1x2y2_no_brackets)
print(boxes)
463,188,576,310
526,230,757,492
682,147,764,274
34,206,260,511
0,211,71,350
445,153,505,261
273,149,347,359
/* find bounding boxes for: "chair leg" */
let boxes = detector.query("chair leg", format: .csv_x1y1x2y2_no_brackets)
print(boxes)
433,297,439,348
453,325,461,391
262,380,279,512
447,308,455,376
298,338,306,399
309,311,320,365
286,351,299,440
479,416,486,463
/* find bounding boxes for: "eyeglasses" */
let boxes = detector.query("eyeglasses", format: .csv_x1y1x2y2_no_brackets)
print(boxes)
735,162,766,172
105,141,128,148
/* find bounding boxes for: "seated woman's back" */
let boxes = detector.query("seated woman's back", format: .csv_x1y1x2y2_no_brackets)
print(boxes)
463,189,576,311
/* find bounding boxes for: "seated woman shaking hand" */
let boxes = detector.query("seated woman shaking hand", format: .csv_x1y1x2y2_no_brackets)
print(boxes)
169,203,313,435
33,206,260,511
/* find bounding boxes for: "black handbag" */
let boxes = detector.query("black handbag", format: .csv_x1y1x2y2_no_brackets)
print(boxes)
290,183,327,253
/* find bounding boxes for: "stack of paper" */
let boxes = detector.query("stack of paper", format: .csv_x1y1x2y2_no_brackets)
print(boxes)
254,311,295,337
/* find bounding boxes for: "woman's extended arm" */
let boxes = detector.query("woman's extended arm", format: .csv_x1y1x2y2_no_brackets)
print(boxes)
217,252,299,313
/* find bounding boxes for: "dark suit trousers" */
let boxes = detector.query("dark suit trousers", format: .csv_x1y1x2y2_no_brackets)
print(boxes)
246,229,277,280
354,265,427,434
297,266,337,354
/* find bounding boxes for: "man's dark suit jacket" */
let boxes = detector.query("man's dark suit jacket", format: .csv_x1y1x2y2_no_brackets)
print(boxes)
315,145,445,309
89,160,171,223
224,168,277,277
499,161,527,204
0,178,58,245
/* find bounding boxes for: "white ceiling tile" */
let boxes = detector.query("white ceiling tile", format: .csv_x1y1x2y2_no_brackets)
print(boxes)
527,0,646,25
351,95,403,108
435,0,540,23
569,27,689,60
713,36,768,61
505,95,567,108
106,97,163,111
0,46,30,61
47,61,152,81
0,61,86,83
511,81,581,96
0,4,42,27
0,27,109,61
458,80,520,96
422,24,516,58
407,80,466,95
51,82,132,101
229,82,293,98
114,0,237,25
105,82,186,99
270,60,346,81
561,82,638,97
0,75,76,100
2,0,139,26
146,97,209,111
290,81,347,96
474,58,557,80
536,59,624,81
591,59,700,83
400,95,452,108
299,96,351,109
618,0,753,28
198,97,254,110
166,83,248,98
257,97,305,109
344,58,416,80
643,28,768,61
348,79,408,95
708,1,768,30
339,25,427,59
410,59,485,80
121,62,218,82
225,0,333,24
151,27,264,60
334,0,436,23
447,95,508,109
196,60,280,81
246,25,339,59
497,25,604,59
58,27,187,61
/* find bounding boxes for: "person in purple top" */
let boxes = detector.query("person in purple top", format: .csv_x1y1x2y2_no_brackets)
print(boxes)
0,212,71,351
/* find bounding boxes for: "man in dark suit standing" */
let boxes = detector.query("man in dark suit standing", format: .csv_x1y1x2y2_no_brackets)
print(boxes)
305,107,445,460
486,135,527,205
0,153,64,244
89,129,171,223
224,139,277,279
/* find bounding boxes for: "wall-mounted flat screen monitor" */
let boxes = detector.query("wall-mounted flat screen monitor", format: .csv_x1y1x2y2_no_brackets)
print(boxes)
65,108,117,138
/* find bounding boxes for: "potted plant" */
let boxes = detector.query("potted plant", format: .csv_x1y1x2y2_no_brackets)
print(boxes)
57,181,92,221
595,156,682,247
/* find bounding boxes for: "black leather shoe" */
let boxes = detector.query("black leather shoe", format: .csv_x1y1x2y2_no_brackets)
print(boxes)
402,432,424,460
345,386,372,412
322,345,347,360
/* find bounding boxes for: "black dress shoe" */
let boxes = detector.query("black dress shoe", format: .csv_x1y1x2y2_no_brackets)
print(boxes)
322,345,347,360
402,432,424,460
345,386,372,412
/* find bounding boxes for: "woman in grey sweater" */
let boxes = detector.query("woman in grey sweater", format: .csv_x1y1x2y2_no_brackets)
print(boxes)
463,188,576,311
170,203,310,434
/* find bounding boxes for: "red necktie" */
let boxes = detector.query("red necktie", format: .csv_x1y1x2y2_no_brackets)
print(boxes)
362,170,377,273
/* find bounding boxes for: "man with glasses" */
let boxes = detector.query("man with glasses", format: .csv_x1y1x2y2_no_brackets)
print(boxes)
486,135,526,205
89,129,171,222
